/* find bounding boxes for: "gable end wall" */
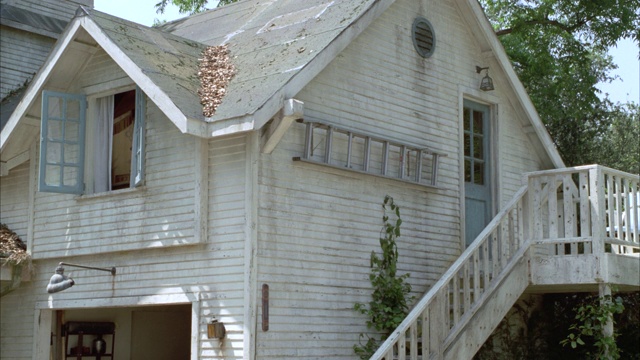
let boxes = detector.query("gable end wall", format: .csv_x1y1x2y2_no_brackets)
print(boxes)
254,0,546,357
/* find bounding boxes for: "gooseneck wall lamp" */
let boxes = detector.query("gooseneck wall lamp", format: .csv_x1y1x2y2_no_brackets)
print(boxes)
476,66,495,91
47,262,116,293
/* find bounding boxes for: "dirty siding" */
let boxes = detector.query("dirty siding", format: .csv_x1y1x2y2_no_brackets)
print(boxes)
28,49,198,257
254,0,546,358
2,0,93,23
0,53,248,360
0,27,53,98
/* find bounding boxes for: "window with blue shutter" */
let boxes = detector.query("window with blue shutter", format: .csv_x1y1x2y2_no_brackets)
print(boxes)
39,91,86,194
39,87,146,195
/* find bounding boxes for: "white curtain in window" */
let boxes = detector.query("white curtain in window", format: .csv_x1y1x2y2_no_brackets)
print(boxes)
93,95,114,193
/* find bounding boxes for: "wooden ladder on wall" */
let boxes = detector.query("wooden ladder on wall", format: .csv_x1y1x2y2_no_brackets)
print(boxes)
293,120,447,188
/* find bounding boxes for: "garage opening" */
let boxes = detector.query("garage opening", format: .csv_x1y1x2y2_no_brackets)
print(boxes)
50,304,191,360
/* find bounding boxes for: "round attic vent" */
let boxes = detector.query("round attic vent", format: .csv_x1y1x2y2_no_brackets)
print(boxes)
412,17,435,58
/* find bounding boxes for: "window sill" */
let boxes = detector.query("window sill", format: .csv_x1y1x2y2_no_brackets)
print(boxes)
76,185,146,201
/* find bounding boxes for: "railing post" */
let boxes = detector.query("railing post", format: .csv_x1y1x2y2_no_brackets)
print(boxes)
589,166,607,280
430,291,447,360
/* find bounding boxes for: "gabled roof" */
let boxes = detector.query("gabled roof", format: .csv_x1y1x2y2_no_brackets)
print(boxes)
83,8,208,130
1,6,208,151
160,0,396,133
1,0,564,168
1,0,396,148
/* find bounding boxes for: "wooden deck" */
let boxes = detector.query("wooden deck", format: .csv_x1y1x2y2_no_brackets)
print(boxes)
370,165,639,360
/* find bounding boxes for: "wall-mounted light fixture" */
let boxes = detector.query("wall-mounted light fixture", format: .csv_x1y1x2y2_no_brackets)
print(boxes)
207,318,226,339
47,262,116,293
475,66,495,91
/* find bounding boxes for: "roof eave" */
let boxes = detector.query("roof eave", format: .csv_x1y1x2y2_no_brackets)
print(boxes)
0,18,82,152
79,16,192,134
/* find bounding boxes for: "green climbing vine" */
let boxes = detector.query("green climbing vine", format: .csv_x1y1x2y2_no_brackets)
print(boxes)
560,291,625,359
353,195,414,359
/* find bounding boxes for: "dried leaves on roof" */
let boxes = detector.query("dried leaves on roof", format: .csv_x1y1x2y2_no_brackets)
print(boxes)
0,224,30,266
198,45,236,117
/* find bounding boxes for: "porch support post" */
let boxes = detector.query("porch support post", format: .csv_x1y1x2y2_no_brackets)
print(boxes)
598,283,614,358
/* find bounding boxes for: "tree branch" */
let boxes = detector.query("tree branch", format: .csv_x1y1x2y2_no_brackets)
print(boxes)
495,16,592,37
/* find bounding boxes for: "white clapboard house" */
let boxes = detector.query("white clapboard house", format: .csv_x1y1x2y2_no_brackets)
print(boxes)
1,0,638,359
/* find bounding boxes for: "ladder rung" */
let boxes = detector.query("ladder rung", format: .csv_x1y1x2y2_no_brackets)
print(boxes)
399,145,406,179
303,122,313,159
415,150,423,183
431,154,440,186
382,141,389,175
346,132,353,168
364,137,371,172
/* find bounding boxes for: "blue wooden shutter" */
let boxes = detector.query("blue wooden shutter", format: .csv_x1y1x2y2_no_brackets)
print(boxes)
130,86,145,187
39,91,86,194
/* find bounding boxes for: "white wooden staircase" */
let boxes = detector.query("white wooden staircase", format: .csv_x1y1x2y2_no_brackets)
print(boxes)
370,165,640,360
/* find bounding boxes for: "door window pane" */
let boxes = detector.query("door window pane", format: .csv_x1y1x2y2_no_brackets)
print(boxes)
464,159,471,182
474,162,484,185
473,135,484,159
473,110,483,134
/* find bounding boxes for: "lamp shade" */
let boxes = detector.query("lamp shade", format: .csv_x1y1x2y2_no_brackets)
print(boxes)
480,74,495,91
47,266,75,293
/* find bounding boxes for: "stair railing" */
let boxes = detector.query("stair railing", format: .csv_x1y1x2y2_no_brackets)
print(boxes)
370,185,530,360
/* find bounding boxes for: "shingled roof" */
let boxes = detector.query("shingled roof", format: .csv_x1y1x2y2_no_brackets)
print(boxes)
160,0,393,126
0,0,565,167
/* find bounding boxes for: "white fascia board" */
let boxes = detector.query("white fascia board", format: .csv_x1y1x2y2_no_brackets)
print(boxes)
0,20,82,152
79,17,192,134
207,115,256,138
463,0,565,169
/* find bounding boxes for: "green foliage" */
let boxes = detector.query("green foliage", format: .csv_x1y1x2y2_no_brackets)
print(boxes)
353,195,414,359
475,292,640,360
479,0,640,171
561,293,625,359
592,103,640,175
154,0,239,15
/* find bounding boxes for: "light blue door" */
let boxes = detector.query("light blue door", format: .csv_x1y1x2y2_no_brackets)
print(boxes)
464,100,492,246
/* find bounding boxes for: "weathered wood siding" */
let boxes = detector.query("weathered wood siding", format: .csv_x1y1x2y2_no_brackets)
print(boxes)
498,103,544,205
255,0,545,358
0,26,54,98
1,135,249,360
0,162,30,241
4,0,93,22
0,0,93,98
29,49,200,258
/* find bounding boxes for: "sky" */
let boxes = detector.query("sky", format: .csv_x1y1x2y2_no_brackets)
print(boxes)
94,0,639,105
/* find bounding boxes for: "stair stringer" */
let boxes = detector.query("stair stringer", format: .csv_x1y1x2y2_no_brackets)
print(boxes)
443,250,530,359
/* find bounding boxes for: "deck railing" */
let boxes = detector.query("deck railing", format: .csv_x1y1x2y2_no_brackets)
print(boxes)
527,165,640,256
369,165,639,360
